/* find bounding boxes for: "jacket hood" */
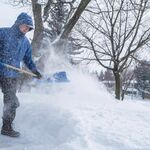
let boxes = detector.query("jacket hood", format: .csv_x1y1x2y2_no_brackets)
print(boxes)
14,12,34,31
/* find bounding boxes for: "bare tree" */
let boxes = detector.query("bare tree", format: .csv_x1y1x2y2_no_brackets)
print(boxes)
73,0,150,100
9,0,31,6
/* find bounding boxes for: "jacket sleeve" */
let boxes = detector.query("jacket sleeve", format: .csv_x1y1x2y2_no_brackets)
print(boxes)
23,41,37,72
0,28,4,39
0,28,5,47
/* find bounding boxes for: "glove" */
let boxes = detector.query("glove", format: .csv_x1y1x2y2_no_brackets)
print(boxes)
33,70,42,79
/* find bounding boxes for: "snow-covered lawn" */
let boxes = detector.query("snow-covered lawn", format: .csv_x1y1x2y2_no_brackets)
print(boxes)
0,72,150,150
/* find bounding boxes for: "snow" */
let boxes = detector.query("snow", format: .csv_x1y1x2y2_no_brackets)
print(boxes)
0,70,150,150
0,2,150,150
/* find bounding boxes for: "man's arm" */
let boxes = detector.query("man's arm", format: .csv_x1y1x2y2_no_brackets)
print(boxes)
23,46,37,71
23,42,42,79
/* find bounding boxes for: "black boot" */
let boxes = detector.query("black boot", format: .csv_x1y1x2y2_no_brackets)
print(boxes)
1,119,20,137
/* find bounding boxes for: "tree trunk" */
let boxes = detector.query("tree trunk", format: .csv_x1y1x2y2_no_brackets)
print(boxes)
114,72,121,100
31,0,44,56
142,87,145,99
121,91,124,100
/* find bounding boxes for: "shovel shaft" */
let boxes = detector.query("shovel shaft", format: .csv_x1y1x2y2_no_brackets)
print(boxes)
4,64,37,77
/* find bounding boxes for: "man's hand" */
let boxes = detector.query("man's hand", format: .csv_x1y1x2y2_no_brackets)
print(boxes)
33,70,42,79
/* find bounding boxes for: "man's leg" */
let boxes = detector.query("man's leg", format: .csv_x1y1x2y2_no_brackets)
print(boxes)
1,78,20,137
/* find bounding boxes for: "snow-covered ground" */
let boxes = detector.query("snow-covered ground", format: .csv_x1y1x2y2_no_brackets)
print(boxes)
0,70,150,150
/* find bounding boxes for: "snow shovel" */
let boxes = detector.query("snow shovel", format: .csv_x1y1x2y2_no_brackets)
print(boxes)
0,62,69,82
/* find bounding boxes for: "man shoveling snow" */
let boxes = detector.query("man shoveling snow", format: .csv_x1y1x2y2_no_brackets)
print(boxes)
0,12,42,137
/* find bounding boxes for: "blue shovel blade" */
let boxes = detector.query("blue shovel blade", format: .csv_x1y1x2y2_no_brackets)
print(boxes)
48,71,69,83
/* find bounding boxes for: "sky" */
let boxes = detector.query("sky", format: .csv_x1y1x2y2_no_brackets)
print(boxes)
0,2,25,27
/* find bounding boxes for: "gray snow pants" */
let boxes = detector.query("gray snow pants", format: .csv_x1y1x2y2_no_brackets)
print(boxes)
0,77,19,123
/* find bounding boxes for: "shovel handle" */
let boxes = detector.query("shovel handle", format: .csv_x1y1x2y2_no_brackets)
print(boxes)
4,64,37,77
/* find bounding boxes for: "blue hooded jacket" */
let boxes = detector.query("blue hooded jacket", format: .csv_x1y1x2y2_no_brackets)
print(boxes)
0,12,37,78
